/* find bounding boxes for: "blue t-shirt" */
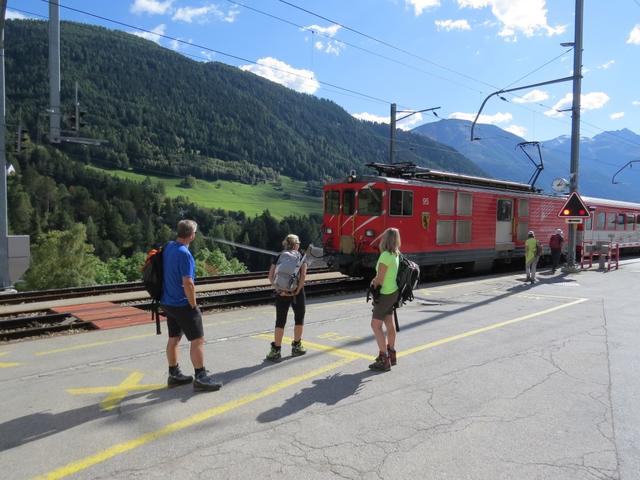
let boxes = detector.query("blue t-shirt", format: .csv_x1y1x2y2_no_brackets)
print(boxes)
161,241,196,307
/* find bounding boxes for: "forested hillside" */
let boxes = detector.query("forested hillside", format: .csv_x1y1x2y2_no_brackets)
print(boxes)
5,20,483,183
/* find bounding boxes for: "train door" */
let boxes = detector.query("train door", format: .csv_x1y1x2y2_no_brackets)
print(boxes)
339,189,356,253
496,198,514,248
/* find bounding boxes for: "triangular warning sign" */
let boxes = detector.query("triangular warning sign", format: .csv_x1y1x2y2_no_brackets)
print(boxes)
558,192,590,218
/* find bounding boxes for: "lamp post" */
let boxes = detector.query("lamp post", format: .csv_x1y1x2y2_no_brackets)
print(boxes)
389,103,440,164
0,0,10,289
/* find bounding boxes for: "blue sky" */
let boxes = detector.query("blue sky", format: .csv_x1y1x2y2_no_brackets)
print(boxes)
8,0,640,141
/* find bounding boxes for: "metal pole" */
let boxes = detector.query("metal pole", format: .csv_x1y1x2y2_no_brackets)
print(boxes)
74,81,79,135
567,0,584,268
49,0,61,143
0,0,10,288
389,103,396,164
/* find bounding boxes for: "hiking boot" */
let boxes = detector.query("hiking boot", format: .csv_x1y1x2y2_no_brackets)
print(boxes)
193,370,222,392
265,342,282,362
291,340,307,357
387,346,397,366
167,365,193,388
369,353,391,372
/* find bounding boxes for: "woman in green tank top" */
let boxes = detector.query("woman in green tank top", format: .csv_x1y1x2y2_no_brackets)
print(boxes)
368,228,400,372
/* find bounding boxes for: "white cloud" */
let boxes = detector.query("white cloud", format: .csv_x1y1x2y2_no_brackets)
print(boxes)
504,124,527,137
627,25,640,45
406,0,441,16
6,9,30,19
544,92,610,118
303,24,341,37
240,57,319,94
458,0,566,40
598,60,615,70
435,19,471,31
610,112,624,120
172,4,239,23
200,51,215,61
169,38,181,51
512,89,549,104
314,39,345,55
633,100,640,107
130,0,173,15
131,24,166,44
352,112,389,124
448,111,513,124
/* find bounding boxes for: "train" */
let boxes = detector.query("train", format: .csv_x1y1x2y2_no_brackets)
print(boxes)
320,162,640,277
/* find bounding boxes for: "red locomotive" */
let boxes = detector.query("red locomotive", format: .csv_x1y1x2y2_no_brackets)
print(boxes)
321,163,640,276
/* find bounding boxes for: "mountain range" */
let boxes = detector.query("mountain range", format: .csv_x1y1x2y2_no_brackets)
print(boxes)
412,119,640,202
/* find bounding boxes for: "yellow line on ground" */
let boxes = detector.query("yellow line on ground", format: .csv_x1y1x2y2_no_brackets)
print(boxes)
253,333,375,361
398,297,588,358
0,362,21,368
34,358,354,480
0,351,9,357
35,333,155,356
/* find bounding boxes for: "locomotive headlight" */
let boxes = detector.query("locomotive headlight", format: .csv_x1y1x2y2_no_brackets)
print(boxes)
325,227,333,234
365,229,375,237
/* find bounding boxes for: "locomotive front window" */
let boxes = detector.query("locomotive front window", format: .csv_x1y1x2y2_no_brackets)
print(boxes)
358,188,382,216
390,190,413,216
497,199,512,221
343,190,355,215
324,190,340,214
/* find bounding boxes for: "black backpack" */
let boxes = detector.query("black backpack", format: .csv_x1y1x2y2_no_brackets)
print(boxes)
142,245,165,335
393,254,420,332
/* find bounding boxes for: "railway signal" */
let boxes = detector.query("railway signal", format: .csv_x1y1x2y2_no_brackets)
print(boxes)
558,192,590,218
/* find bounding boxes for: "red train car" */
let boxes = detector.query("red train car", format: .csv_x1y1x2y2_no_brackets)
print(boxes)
321,163,640,276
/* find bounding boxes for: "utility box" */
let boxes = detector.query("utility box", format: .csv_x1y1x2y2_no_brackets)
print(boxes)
8,235,30,284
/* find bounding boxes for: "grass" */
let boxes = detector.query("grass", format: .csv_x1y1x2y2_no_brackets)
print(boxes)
87,166,322,219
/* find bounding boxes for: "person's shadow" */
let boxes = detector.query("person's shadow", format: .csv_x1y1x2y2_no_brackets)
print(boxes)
257,370,376,423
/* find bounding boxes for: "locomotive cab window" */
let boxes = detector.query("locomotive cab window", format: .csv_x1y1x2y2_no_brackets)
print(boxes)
343,190,355,215
390,190,413,216
358,188,382,216
497,199,512,221
325,190,340,214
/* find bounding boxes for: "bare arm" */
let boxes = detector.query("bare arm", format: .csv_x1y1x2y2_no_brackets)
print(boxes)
268,264,276,285
182,276,197,309
370,263,388,289
294,263,308,295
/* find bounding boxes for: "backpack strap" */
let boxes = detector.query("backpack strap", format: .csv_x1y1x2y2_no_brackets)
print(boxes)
393,306,400,332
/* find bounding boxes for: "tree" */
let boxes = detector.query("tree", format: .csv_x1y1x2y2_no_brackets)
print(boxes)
21,223,99,290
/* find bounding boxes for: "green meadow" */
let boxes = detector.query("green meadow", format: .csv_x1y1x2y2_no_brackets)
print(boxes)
88,166,322,219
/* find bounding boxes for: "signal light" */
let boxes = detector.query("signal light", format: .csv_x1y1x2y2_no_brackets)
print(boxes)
557,192,591,218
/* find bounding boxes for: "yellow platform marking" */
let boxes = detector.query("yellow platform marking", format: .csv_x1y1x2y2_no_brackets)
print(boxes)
253,333,374,361
35,358,353,480
0,351,21,368
318,331,363,342
37,296,589,479
398,297,588,358
66,371,165,411
36,334,154,356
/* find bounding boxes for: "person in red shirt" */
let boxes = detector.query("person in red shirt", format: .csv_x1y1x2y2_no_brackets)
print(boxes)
549,228,564,273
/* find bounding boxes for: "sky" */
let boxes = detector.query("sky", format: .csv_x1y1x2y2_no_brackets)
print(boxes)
8,0,640,141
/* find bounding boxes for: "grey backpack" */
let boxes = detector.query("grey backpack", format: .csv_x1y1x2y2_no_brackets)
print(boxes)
273,250,303,292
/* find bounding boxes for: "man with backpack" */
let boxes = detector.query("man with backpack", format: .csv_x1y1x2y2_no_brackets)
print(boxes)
161,220,222,392
265,234,308,362
549,228,564,273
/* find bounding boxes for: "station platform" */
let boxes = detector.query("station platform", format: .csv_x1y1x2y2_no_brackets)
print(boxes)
1,260,639,480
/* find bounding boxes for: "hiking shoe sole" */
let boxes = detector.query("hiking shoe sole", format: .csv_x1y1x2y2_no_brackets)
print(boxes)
193,381,222,392
168,376,193,388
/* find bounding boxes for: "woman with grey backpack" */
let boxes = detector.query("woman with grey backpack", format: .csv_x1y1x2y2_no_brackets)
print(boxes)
266,234,308,362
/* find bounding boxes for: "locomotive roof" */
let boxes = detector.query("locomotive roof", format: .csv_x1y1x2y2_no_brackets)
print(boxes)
363,162,536,193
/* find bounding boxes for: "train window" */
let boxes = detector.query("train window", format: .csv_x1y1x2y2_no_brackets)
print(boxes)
436,220,454,245
437,190,455,215
343,190,355,215
390,190,413,216
584,215,592,230
456,220,472,243
325,190,340,214
497,199,512,221
596,212,606,230
627,214,636,229
457,193,472,216
607,212,616,230
358,188,382,216
518,199,529,217
617,213,626,229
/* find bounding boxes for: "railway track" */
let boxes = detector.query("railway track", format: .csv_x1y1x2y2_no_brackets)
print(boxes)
0,268,330,305
0,275,366,342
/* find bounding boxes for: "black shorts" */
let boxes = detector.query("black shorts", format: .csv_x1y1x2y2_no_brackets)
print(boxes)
162,304,204,341
372,292,398,319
